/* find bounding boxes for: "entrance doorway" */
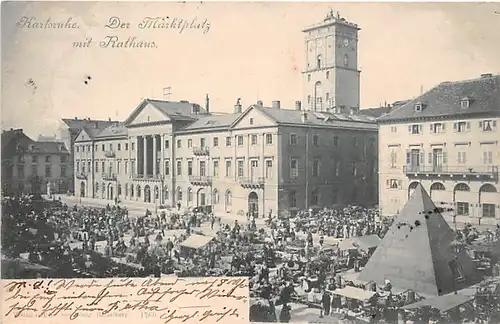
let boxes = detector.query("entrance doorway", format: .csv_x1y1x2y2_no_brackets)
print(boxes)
80,182,85,197
107,183,114,201
197,188,206,206
248,191,258,217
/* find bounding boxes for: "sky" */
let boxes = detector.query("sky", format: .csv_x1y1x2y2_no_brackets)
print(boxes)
2,2,500,139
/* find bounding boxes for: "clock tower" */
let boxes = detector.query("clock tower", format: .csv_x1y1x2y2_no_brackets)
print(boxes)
302,10,360,113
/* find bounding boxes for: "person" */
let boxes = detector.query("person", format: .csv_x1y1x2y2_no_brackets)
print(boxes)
177,201,181,211
210,214,215,230
279,303,291,323
166,238,174,258
321,290,331,317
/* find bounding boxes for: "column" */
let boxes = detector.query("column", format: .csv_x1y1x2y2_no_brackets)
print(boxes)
143,135,148,177
153,135,157,176
135,136,140,176
161,134,165,204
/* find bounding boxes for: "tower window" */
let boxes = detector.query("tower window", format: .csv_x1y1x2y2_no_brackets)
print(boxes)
307,74,311,82
326,93,330,101
307,95,311,103
317,55,322,69
326,71,330,79
343,54,348,67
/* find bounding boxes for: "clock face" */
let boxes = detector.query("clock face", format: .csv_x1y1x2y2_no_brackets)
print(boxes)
343,38,350,47
317,39,324,48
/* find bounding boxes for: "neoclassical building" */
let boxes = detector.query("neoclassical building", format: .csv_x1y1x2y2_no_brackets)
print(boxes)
378,73,500,223
73,97,378,217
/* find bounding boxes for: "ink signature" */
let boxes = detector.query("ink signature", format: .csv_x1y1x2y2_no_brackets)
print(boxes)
3,277,248,323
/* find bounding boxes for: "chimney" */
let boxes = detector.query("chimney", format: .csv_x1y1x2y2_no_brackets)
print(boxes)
272,100,281,109
74,117,78,120
234,98,242,113
481,73,493,78
205,94,210,113
257,100,263,107
295,101,302,111
108,117,111,121
301,111,308,123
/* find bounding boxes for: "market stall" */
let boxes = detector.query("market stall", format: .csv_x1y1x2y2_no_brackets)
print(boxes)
178,234,214,257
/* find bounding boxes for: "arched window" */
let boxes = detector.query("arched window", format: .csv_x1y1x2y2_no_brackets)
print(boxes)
314,81,322,110
154,186,159,199
454,183,470,192
164,186,169,202
130,184,134,197
289,191,297,208
225,190,232,206
187,188,193,202
177,187,183,201
125,184,128,197
343,54,349,67
479,184,497,193
430,182,445,191
117,184,122,196
137,185,141,198
213,189,220,204
101,183,105,195
317,54,322,69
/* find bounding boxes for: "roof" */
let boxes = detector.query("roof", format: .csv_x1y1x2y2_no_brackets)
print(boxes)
94,123,127,138
181,113,241,131
331,286,377,301
401,293,473,312
249,105,377,130
358,184,479,296
124,99,207,126
378,74,500,122
61,118,119,130
29,141,69,154
1,129,33,151
179,234,214,249
359,107,392,118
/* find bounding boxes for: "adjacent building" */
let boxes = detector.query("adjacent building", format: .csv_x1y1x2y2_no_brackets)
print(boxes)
58,118,119,193
73,97,378,217
378,73,500,223
1,128,71,195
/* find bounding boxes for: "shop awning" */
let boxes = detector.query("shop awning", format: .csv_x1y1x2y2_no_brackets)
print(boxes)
332,286,377,301
401,293,473,312
179,234,214,250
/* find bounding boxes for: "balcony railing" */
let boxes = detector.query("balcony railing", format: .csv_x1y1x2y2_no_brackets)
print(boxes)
132,173,165,181
75,172,87,180
102,173,117,181
104,151,115,158
193,146,210,156
238,177,265,189
403,165,498,181
189,175,212,186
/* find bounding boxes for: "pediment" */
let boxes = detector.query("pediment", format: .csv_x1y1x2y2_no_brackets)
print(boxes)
230,106,277,129
126,101,170,126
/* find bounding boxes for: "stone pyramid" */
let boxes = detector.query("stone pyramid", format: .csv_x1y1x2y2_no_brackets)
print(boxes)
358,184,478,296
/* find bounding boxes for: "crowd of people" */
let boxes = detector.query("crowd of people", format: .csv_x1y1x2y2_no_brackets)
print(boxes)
2,194,500,323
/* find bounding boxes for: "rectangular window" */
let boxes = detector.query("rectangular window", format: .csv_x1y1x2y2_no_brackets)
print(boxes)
101,161,105,173
165,140,169,149
117,143,121,151
249,118,254,125
333,136,339,147
390,126,397,133
388,179,401,189
266,134,273,145
312,159,320,177
479,120,496,132
187,161,193,176
76,146,79,153
110,144,113,151
290,134,297,146
131,161,135,174
17,165,25,178
95,145,98,151
251,135,257,145
125,143,129,150
177,140,182,148
95,161,99,172
164,160,170,175
117,161,121,174
200,138,206,148
457,152,467,164
102,144,105,151
265,160,273,179
482,203,496,218
483,151,493,164
237,160,244,177
45,156,51,163
454,121,470,133
456,202,469,216
213,160,219,177
290,159,298,178
225,160,232,177
60,165,66,177
177,160,182,176
199,161,206,176
45,165,52,177
390,150,398,168
32,156,38,163
187,139,192,148
237,136,243,146
409,124,422,134
131,143,135,150
352,162,357,176
125,161,128,174
76,161,80,173
213,137,219,147
226,137,232,147
313,134,319,147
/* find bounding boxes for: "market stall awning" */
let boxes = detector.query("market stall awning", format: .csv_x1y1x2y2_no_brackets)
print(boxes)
179,234,214,249
332,286,377,301
401,293,473,312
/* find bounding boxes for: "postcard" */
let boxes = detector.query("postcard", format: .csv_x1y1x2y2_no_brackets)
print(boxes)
2,2,500,324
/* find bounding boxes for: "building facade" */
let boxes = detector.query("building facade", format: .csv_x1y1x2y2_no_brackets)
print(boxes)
378,74,500,223
73,98,378,217
2,129,71,195
302,10,360,113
